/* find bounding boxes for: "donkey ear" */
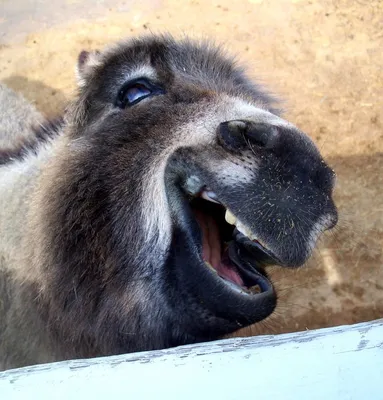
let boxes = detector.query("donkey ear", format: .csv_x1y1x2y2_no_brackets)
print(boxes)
75,50,102,87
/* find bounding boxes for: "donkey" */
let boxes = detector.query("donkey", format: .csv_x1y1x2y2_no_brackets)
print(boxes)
0,35,337,370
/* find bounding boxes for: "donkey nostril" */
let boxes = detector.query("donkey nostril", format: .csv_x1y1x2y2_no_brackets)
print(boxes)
217,120,248,151
217,120,280,152
244,122,279,148
226,120,248,134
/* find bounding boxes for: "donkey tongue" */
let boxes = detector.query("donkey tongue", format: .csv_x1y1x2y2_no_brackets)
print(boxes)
194,209,244,287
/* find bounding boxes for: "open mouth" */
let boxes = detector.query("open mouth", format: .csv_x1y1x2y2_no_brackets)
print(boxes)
188,188,280,296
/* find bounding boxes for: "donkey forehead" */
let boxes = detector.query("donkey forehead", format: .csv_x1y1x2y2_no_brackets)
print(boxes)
93,38,263,98
102,38,232,74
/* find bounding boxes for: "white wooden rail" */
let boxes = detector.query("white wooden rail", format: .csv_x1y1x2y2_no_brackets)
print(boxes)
0,319,382,399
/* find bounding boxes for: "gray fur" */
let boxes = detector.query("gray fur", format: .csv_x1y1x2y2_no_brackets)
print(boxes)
0,35,337,371
0,84,44,148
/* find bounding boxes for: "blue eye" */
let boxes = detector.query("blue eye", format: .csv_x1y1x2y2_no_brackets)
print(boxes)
116,78,163,108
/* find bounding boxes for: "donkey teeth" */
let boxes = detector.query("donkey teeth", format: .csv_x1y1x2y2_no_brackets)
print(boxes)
226,214,266,247
202,194,263,245
236,220,254,239
225,210,237,225
237,221,268,248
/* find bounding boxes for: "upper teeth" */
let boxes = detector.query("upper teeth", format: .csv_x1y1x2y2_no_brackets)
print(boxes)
225,209,265,245
236,220,255,239
201,191,267,248
225,210,237,225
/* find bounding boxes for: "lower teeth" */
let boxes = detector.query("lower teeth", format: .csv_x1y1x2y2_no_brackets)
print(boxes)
221,278,249,294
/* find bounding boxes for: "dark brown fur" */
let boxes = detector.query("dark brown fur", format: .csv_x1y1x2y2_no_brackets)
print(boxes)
0,35,337,370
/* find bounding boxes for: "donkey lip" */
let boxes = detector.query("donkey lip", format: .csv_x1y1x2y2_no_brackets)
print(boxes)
233,228,281,267
187,190,276,296
227,241,273,293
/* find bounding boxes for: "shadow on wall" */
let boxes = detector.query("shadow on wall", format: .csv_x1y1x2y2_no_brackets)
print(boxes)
2,75,67,118
232,151,383,337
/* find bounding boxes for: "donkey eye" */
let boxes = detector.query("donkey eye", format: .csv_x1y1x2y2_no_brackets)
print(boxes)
116,78,163,108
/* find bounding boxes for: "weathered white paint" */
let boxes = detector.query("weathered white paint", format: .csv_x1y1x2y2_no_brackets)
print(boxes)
0,319,382,399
